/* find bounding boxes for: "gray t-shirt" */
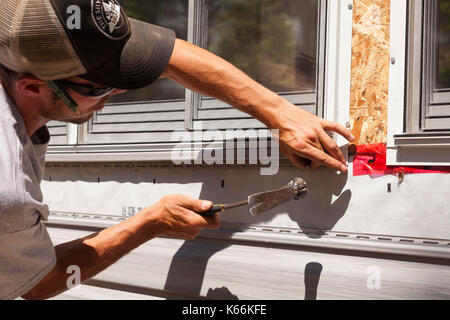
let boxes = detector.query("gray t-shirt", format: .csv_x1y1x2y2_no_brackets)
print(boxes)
0,85,56,300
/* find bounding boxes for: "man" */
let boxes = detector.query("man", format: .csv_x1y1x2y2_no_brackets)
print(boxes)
0,0,354,300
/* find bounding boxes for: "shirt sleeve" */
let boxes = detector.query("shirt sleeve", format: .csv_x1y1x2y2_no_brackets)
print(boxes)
0,221,56,300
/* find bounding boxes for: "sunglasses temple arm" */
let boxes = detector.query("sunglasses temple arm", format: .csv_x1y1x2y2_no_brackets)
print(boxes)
46,80,79,112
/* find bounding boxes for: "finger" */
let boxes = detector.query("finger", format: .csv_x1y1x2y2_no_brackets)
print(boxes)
321,120,355,142
310,159,322,170
203,214,221,230
281,143,309,169
286,151,309,169
308,140,326,171
183,207,221,229
318,131,347,165
177,195,213,213
293,144,348,173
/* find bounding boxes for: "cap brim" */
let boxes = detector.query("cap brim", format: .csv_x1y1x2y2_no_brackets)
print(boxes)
80,18,176,90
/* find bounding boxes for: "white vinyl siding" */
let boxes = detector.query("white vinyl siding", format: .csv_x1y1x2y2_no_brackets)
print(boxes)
80,100,186,144
47,121,68,145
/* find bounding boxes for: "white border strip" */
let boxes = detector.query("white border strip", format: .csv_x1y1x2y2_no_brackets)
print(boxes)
67,123,78,145
324,0,354,149
387,0,408,165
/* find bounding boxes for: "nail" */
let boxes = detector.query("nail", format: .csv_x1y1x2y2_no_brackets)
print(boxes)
202,201,212,210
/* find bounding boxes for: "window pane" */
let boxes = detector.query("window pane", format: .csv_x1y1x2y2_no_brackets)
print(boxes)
206,0,320,94
421,0,450,131
108,0,188,104
437,0,450,89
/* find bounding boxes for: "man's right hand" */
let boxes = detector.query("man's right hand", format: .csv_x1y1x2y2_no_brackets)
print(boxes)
147,194,220,240
22,194,219,300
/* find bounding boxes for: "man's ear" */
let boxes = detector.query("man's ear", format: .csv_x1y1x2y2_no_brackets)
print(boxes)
16,75,46,97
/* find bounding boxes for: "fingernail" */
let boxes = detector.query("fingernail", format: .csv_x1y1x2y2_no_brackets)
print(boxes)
350,135,356,141
202,201,212,210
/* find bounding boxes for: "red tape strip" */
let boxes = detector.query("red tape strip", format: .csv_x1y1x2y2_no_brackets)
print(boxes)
352,143,450,176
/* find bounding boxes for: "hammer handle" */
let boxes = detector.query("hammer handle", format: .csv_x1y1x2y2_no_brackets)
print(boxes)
199,204,226,217
199,200,249,217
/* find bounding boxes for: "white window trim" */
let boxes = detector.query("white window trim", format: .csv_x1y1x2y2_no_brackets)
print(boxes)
323,0,353,149
67,123,78,145
387,0,450,166
46,0,353,163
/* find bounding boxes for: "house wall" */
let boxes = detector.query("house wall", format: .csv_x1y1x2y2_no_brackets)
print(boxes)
44,164,450,300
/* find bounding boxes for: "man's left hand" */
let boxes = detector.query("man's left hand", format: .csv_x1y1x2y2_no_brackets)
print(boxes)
275,104,355,173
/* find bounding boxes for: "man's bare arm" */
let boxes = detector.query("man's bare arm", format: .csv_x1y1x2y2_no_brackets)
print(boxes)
22,195,218,300
161,39,355,172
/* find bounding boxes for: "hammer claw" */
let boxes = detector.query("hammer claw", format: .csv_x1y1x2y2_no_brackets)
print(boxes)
201,178,308,217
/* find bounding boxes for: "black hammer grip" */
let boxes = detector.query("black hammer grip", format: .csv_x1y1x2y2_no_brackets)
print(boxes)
199,204,226,217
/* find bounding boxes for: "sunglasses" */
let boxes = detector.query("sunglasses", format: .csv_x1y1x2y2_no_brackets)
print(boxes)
46,80,116,112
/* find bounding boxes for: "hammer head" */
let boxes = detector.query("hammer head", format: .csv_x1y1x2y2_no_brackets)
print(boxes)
248,178,308,216
288,178,309,200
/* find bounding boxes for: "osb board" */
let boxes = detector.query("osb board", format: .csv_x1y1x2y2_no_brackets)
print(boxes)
350,0,391,145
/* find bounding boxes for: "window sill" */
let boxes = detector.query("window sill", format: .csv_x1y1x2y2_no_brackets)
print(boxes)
46,141,279,164
387,133,450,166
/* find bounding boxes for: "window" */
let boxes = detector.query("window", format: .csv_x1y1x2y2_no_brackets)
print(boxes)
47,0,353,162
48,0,189,147
185,0,325,132
408,0,450,132
387,0,450,165
109,0,188,103
78,0,189,146
422,0,450,130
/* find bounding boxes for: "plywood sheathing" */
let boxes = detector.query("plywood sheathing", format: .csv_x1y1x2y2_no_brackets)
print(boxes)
350,0,390,145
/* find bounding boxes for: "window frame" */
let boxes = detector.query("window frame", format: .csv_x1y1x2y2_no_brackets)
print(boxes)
387,0,450,166
420,0,450,131
184,0,327,130
46,0,354,162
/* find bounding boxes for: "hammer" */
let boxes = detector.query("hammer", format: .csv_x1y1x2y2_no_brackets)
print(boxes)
200,178,308,217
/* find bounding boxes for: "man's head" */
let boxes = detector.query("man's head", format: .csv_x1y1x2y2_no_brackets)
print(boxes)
0,0,175,88
0,0,175,127
0,64,15,87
